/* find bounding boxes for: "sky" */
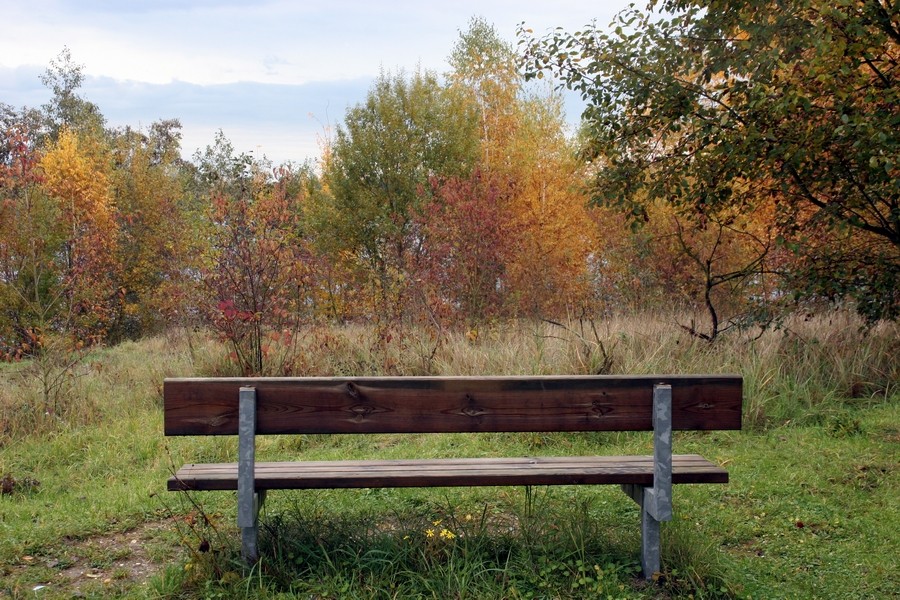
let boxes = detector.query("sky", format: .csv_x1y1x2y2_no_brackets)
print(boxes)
0,1,635,165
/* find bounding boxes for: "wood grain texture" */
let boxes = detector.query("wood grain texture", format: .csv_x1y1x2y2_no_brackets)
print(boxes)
168,454,728,491
164,375,742,436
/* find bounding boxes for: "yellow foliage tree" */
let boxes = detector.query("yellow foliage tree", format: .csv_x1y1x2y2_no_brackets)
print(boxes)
446,19,598,319
39,127,119,342
109,122,190,338
504,97,598,316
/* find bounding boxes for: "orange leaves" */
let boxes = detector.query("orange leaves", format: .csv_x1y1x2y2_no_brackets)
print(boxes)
410,95,598,322
439,20,601,319
503,101,598,315
39,127,118,278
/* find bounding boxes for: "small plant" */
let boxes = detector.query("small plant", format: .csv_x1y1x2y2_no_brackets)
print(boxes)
0,472,40,496
825,411,863,438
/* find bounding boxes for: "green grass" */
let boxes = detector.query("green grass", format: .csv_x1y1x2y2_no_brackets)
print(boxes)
1,313,897,598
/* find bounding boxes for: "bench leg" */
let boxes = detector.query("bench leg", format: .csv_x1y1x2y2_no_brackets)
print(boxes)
640,498,661,579
623,484,663,579
238,387,262,564
240,490,266,563
241,524,258,563
624,383,671,579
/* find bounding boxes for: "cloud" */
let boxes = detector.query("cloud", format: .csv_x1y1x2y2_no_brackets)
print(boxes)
2,63,587,166
1,64,371,163
2,1,627,85
87,76,368,124
95,76,376,162
1,0,622,163
0,66,47,109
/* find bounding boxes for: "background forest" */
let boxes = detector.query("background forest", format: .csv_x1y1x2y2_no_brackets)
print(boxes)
1,5,897,374
0,3,898,598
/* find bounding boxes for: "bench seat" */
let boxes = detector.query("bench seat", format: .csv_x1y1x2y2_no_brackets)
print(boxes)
169,454,727,491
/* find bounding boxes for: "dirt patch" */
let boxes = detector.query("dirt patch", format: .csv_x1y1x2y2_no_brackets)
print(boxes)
12,520,181,597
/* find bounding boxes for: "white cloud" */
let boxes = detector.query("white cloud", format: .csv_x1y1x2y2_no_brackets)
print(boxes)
2,1,625,84
1,1,632,162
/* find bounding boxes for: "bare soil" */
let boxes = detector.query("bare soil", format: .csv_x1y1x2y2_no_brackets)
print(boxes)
7,520,179,598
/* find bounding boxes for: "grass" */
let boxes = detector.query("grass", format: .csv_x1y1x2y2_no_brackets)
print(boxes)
0,311,897,598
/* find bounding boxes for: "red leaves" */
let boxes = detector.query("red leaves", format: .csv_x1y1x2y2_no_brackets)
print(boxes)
201,163,311,375
412,169,517,324
216,300,255,323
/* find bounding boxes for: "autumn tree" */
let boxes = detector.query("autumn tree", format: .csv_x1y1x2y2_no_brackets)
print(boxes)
444,20,598,319
195,133,311,375
1,49,110,352
320,69,479,321
0,123,62,359
502,96,598,316
108,119,191,339
1,47,119,348
520,0,899,321
39,127,120,342
412,169,518,325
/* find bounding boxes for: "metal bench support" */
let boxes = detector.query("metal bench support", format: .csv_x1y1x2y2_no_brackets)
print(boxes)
621,383,672,579
238,386,266,563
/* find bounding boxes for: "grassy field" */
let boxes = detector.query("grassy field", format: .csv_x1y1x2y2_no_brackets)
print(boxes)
0,313,897,598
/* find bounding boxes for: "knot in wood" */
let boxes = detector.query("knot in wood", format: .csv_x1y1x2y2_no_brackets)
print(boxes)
345,402,388,422
199,415,229,427
697,403,713,410
347,403,378,423
345,382,361,400
460,406,486,418
459,394,486,418
591,401,612,417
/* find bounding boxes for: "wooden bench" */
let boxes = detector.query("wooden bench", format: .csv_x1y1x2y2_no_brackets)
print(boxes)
164,375,742,578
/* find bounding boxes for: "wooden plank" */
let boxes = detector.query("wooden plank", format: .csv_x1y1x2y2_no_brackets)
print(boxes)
167,454,729,491
164,375,742,436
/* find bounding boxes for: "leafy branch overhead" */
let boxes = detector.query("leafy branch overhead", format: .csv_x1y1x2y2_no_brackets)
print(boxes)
519,0,899,322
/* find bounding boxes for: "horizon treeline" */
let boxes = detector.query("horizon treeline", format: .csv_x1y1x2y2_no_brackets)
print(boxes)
1,7,897,373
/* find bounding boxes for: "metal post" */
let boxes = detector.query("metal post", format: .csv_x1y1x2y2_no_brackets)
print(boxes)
641,490,661,577
641,383,672,578
621,384,673,579
651,384,673,522
238,387,260,563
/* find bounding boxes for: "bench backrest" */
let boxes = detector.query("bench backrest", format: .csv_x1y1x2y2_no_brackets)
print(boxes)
164,375,742,436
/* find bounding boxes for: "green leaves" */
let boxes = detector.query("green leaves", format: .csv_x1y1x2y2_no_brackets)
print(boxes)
319,69,479,320
520,0,900,321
